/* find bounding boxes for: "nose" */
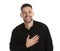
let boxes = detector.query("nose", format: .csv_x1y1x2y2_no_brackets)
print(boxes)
26,12,29,16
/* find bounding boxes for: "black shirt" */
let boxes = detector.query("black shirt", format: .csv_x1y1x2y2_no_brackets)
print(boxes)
9,20,53,51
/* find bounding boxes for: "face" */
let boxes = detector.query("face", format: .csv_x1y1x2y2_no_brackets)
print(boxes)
20,7,34,23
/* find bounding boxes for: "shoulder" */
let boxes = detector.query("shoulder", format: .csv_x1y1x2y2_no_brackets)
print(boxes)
34,20,50,33
12,23,24,33
34,20,50,35
34,20,48,29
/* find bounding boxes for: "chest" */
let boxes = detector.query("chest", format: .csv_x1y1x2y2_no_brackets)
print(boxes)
20,27,46,43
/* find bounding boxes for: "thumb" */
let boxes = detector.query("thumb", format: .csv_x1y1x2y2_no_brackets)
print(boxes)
27,34,30,40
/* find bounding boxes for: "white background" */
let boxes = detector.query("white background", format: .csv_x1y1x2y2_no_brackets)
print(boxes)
0,0,60,51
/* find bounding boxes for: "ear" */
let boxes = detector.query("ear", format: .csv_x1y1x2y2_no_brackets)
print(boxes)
32,11,34,16
20,13,23,17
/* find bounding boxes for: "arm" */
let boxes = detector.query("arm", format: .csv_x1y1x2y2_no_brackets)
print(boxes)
9,29,27,51
45,26,53,51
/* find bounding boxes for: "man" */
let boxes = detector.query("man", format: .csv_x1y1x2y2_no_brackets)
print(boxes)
9,3,53,51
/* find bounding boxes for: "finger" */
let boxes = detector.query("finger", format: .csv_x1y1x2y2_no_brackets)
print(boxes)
27,34,30,40
32,35,39,40
33,37,39,41
33,40,39,45
34,35,39,40
32,35,38,39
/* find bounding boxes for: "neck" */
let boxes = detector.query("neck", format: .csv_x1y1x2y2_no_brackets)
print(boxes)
24,20,33,29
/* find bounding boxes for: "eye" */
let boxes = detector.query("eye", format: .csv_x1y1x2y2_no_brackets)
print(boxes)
29,11,31,13
22,12,26,14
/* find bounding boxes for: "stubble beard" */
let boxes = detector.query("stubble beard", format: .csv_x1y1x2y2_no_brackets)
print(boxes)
24,18,33,23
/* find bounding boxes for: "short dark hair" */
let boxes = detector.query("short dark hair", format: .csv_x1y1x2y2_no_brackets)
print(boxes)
21,3,32,11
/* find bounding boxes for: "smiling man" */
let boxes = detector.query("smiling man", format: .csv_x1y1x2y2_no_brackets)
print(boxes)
9,3,53,51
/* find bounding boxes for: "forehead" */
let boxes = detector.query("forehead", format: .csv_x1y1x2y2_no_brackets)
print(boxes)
22,7,32,12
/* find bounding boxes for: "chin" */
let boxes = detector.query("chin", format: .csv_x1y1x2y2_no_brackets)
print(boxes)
24,19,33,23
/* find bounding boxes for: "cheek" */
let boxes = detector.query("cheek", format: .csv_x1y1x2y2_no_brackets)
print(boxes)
30,12,34,16
32,12,34,16
29,14,33,17
22,14,26,17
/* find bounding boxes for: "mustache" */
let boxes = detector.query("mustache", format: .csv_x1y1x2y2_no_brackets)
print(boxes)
25,15,32,17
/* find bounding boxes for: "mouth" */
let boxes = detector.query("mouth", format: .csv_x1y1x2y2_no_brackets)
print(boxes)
25,16,31,19
24,16,32,22
25,17,30,19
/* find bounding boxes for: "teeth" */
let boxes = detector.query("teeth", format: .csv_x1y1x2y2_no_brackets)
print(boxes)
26,17,30,18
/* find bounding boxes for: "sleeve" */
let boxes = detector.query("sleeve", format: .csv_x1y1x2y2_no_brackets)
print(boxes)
9,28,28,51
45,25,53,51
